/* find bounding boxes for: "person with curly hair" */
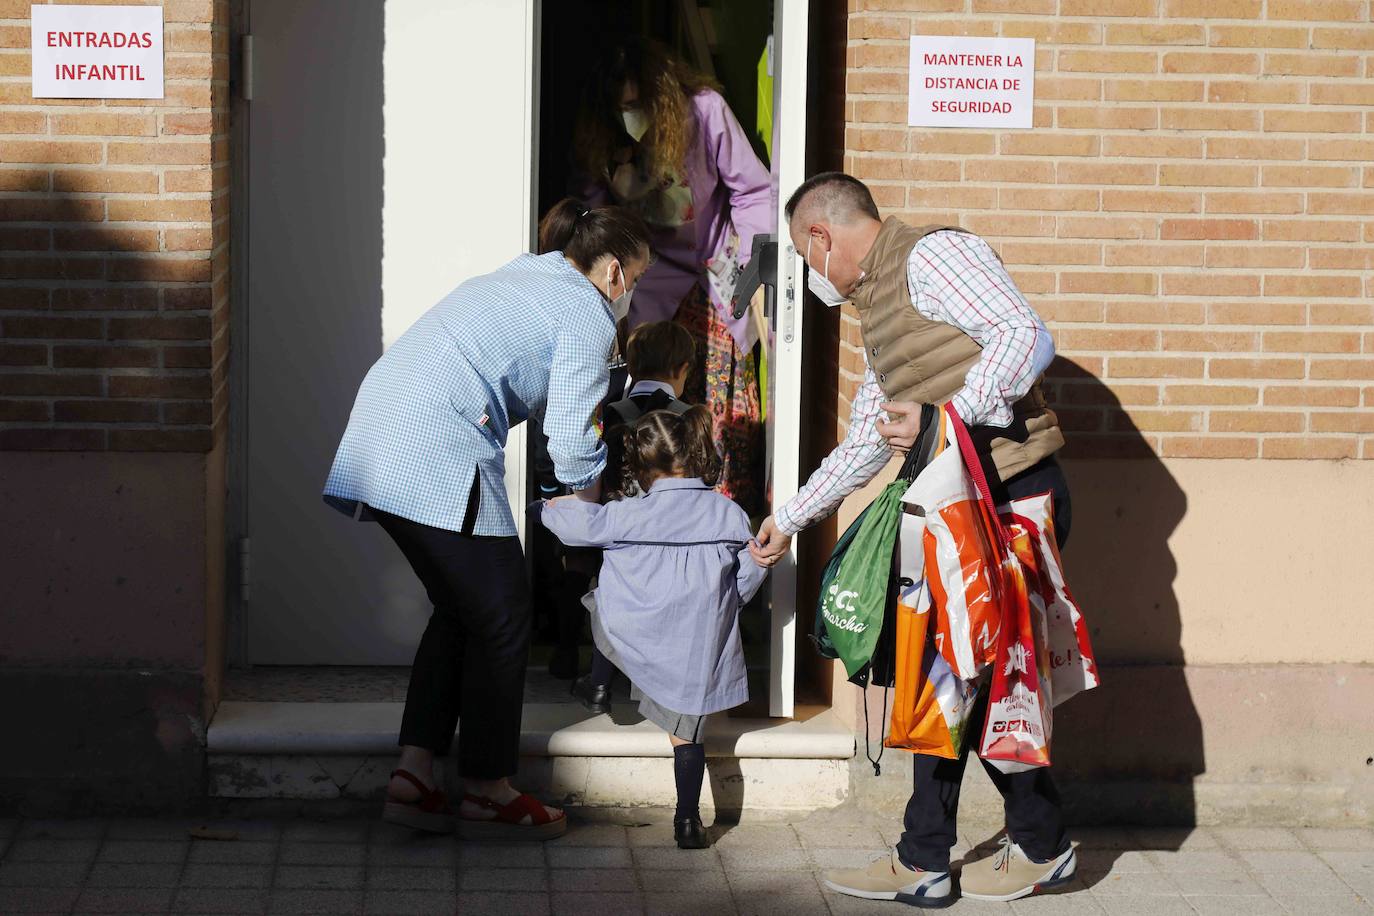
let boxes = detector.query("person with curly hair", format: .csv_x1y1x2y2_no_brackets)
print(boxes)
570,36,773,515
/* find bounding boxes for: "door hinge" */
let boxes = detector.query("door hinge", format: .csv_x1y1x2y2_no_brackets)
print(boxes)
239,34,254,101
238,536,252,604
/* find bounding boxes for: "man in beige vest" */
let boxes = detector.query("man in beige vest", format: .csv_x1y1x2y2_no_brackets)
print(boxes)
751,173,1077,906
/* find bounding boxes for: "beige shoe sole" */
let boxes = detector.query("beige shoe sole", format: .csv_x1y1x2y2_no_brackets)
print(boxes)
381,801,454,835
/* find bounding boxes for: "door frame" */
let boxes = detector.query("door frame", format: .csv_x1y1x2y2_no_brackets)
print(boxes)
227,0,808,711
765,0,810,719
225,0,252,668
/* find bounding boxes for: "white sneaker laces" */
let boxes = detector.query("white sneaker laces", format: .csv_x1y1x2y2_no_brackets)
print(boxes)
993,835,1015,873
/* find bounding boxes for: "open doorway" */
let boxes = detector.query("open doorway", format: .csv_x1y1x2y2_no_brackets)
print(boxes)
526,1,820,719
230,0,815,720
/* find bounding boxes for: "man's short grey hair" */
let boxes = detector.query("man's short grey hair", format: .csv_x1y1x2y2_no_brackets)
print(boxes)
784,172,881,228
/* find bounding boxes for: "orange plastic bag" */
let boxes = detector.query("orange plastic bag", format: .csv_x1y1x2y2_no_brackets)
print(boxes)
979,518,1054,772
887,588,980,758
913,406,1050,772
888,405,1098,766
903,412,1004,682
1008,492,1100,705
886,506,978,759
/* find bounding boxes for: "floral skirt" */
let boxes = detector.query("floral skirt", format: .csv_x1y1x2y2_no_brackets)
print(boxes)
673,284,764,516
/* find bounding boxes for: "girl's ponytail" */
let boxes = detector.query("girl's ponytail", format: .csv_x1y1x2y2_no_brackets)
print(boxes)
679,404,722,487
617,423,645,497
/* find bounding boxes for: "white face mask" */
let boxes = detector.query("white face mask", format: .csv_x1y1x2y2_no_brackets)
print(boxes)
806,235,849,307
620,107,650,143
607,260,634,323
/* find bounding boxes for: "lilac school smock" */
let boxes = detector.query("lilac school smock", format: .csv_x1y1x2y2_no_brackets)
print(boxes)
539,478,768,716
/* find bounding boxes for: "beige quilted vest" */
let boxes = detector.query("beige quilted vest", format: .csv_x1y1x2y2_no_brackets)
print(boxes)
849,217,1064,481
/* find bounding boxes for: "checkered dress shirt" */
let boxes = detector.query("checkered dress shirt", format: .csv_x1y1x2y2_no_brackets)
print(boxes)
323,252,615,536
774,230,1055,537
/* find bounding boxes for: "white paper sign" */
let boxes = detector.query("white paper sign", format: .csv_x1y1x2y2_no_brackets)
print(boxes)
30,4,164,100
908,36,1034,130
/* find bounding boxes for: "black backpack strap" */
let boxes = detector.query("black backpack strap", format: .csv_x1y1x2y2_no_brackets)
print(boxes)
607,397,642,426
896,404,938,482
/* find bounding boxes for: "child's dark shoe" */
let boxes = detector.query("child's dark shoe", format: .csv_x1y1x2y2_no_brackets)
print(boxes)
571,675,610,714
674,815,710,849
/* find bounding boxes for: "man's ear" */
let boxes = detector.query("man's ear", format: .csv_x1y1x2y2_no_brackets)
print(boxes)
809,223,832,250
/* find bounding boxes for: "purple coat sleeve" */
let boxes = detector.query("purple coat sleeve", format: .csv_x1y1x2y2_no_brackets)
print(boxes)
698,91,773,262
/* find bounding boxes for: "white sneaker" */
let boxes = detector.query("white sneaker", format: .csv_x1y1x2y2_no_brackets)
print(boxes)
822,848,954,908
959,836,1077,902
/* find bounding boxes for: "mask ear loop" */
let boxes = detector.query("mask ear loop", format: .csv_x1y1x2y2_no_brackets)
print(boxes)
806,232,833,282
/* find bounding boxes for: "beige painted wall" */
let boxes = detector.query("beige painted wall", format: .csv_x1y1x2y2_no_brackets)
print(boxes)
829,457,1374,667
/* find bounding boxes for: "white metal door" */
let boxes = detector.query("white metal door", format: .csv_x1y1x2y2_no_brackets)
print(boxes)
765,0,809,718
243,0,538,664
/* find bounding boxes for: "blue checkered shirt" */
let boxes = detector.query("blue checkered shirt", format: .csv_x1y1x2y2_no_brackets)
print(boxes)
323,252,615,536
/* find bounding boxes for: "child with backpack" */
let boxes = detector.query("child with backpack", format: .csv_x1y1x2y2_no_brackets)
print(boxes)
533,321,692,678
537,406,768,848
601,320,696,491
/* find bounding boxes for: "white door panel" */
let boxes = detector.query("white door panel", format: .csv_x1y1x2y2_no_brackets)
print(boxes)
244,0,537,664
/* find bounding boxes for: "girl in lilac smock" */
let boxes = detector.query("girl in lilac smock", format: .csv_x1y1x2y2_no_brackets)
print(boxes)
570,38,774,516
538,406,768,849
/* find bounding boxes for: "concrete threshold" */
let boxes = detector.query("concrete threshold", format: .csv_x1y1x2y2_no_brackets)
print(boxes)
206,701,856,815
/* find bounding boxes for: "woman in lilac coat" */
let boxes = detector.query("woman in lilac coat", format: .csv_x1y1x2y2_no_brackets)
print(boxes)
570,37,774,515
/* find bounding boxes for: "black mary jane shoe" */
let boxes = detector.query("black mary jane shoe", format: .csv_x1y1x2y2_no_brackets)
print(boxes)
570,675,611,715
674,815,711,850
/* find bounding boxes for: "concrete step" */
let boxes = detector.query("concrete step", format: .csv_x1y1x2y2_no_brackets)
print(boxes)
206,701,855,818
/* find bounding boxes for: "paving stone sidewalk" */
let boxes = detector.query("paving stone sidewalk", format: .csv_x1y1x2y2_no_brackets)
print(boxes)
0,812,1370,915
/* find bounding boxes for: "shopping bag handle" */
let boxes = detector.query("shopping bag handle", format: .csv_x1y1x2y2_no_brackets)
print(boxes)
945,404,1009,546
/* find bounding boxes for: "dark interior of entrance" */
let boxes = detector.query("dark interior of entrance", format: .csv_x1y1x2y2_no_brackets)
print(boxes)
529,0,783,712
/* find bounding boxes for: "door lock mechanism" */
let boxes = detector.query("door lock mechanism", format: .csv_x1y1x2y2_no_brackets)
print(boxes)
730,234,779,320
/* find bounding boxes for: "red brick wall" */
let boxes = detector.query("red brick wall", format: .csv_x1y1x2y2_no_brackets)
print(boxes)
842,0,1374,460
0,0,230,452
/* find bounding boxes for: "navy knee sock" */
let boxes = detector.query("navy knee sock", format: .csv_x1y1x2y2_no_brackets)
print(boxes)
673,742,706,821
588,648,615,687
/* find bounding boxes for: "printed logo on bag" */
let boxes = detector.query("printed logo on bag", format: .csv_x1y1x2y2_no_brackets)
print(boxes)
1003,643,1030,676
822,584,867,633
1009,682,1036,704
989,718,1044,740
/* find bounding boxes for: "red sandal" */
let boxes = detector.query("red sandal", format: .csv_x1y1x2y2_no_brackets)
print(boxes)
381,769,454,835
457,791,567,841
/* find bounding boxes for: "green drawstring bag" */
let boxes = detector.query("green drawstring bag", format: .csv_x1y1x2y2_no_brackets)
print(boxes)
815,479,909,679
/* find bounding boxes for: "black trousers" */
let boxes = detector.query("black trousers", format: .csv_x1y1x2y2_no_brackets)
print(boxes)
896,457,1073,872
373,508,530,780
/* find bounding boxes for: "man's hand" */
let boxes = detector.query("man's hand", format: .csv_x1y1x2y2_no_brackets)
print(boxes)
876,401,923,453
749,516,792,568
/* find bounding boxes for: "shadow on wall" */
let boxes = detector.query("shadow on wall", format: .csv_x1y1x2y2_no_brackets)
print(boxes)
1044,357,1204,831
0,78,243,815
